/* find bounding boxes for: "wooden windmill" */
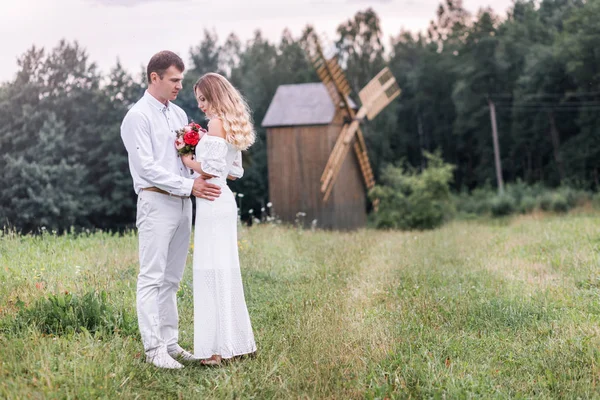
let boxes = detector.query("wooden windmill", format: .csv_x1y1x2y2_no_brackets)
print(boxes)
261,33,400,230
306,33,401,202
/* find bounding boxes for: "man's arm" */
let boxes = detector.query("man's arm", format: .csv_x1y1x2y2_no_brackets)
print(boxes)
121,111,194,196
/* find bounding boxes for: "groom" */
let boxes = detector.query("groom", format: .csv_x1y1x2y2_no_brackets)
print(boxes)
121,50,221,369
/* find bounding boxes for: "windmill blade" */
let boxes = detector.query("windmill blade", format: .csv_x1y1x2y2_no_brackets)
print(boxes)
321,120,361,201
352,127,375,191
320,122,356,190
321,106,376,201
307,33,353,114
358,67,401,120
321,123,375,201
321,123,348,185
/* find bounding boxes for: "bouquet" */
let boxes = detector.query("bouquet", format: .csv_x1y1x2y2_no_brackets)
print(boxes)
175,122,206,156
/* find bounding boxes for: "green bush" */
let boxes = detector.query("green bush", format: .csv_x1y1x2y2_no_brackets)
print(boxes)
490,195,516,217
370,152,455,230
375,161,594,226
558,187,589,209
550,192,569,213
505,180,532,203
519,196,537,214
10,290,137,337
454,186,495,216
539,192,554,211
593,193,600,210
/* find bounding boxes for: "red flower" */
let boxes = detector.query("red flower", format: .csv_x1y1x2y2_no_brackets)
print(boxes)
183,131,200,146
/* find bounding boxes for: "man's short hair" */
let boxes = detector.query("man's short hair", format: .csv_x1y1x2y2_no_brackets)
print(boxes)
147,51,185,84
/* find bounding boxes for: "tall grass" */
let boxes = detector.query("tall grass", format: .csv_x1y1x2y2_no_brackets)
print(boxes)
1,213,600,398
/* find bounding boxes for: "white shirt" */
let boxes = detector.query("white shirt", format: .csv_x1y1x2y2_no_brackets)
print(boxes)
121,91,195,196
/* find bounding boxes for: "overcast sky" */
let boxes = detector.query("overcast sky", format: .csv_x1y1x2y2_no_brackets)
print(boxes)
1,0,514,82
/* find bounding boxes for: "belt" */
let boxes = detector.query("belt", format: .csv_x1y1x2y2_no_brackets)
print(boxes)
142,187,189,199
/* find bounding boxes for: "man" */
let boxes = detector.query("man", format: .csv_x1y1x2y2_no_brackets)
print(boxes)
121,50,221,369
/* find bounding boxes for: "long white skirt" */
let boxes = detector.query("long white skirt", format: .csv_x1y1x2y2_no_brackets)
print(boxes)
193,183,256,359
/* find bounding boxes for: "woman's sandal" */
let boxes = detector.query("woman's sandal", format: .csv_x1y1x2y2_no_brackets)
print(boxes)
200,355,222,366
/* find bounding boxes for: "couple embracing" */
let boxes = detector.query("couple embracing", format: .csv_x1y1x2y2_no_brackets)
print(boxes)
120,50,256,368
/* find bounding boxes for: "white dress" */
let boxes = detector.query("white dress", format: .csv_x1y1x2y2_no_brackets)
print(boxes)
192,134,257,359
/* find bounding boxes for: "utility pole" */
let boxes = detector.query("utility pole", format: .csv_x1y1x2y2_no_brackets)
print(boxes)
488,98,504,194
417,112,425,171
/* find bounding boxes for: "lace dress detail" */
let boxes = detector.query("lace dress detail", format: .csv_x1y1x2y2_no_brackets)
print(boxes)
192,135,256,359
196,136,244,180
229,150,244,179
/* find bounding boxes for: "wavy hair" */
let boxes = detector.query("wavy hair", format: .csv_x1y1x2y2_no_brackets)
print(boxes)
194,73,255,151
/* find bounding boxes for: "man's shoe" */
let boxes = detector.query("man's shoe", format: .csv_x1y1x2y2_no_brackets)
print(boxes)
168,344,199,363
145,348,184,369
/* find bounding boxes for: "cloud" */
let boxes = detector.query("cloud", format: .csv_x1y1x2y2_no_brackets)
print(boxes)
310,0,394,4
86,0,190,7
346,0,393,3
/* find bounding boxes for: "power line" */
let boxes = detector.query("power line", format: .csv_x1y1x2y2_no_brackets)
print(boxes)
494,103,600,108
494,105,600,112
489,91,600,99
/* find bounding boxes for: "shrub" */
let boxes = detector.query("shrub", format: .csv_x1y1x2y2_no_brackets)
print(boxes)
558,187,589,209
519,196,537,214
454,186,495,216
550,192,569,213
593,193,600,210
539,192,554,211
370,152,455,230
490,195,516,217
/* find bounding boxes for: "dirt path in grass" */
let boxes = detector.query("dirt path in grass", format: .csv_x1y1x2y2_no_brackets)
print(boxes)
338,232,410,378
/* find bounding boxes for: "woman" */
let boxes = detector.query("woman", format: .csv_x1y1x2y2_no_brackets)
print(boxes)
179,73,257,366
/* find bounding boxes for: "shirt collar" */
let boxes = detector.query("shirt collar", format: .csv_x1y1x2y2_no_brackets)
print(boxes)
144,90,171,112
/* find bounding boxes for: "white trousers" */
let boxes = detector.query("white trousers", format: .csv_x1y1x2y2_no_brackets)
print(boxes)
136,190,192,354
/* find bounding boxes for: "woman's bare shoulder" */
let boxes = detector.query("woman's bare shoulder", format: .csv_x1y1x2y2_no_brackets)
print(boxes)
207,118,226,139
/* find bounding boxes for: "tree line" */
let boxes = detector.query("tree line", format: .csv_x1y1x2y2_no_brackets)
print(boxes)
1,0,598,232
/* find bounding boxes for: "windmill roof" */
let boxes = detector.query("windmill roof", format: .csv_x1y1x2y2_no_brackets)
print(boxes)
261,83,357,128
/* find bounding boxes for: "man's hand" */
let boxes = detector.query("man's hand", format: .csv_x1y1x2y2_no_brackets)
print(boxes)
192,177,221,201
181,154,193,168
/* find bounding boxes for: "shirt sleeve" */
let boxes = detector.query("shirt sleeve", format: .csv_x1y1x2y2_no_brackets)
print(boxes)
198,139,229,177
121,110,194,196
229,150,244,178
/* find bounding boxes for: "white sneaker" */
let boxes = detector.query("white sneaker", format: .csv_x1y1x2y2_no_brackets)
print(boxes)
168,344,199,362
145,348,184,369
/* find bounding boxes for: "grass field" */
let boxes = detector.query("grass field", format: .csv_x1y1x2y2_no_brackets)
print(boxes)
1,212,600,399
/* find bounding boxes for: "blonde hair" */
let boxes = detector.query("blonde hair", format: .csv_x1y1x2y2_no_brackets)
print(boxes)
194,73,255,151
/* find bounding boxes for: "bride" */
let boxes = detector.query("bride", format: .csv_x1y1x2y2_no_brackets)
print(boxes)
178,72,257,365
